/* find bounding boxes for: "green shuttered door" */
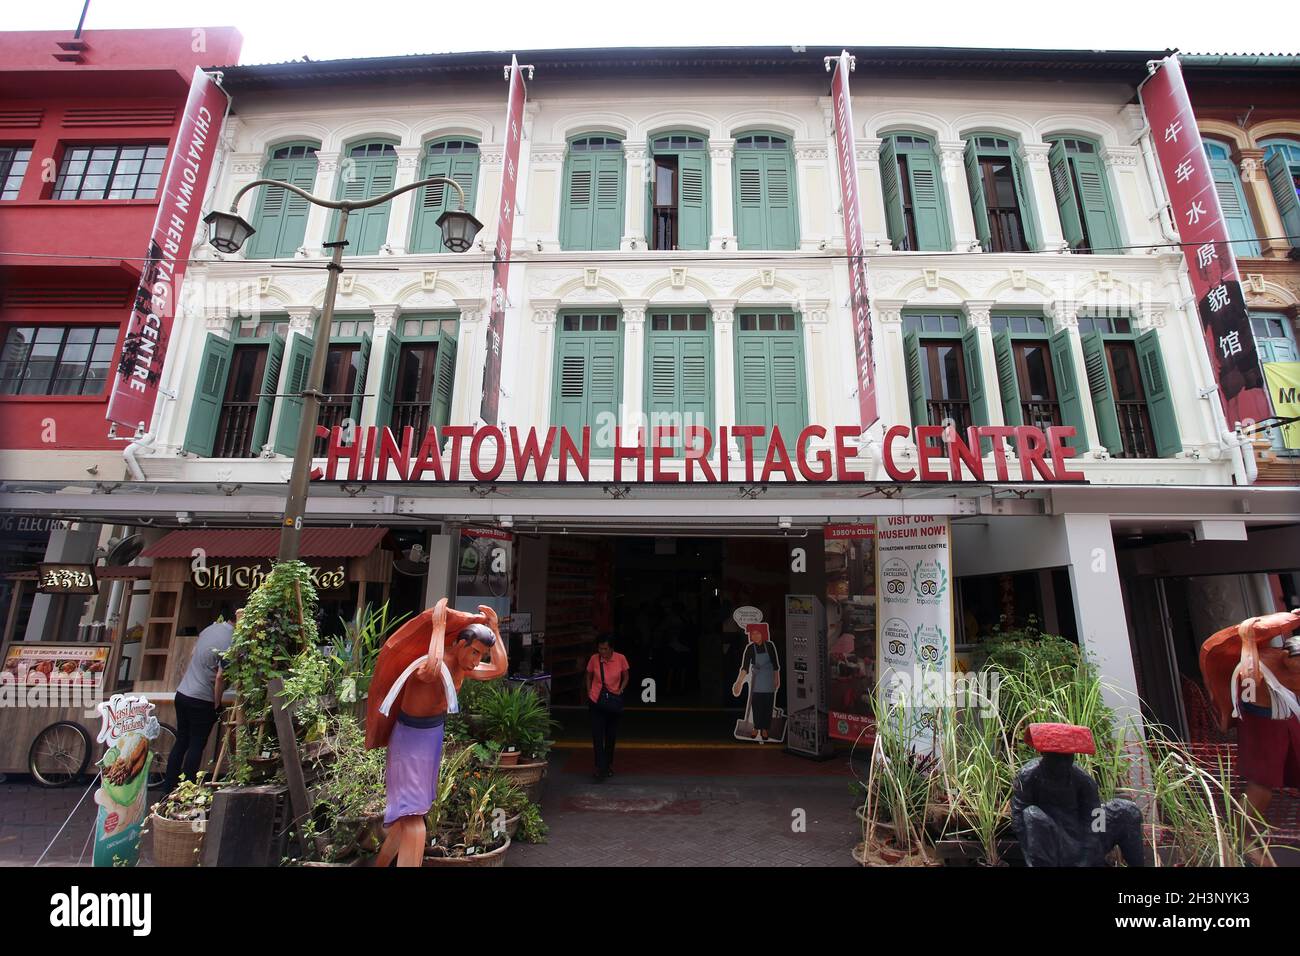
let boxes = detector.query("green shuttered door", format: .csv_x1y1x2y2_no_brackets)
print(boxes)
247,155,318,259
410,152,478,253
332,153,397,255
1049,329,1088,453
373,333,401,431
561,150,624,251
1081,332,1122,456
429,329,458,432
734,151,797,250
551,325,623,457
1135,329,1182,458
646,328,712,454
1210,157,1261,257
963,140,992,251
184,333,232,456
903,331,928,427
274,333,314,456
993,330,1024,427
249,332,285,455
1265,152,1300,247
734,323,807,455
907,150,950,251
677,151,709,251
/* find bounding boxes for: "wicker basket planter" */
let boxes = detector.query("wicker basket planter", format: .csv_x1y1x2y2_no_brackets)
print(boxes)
497,760,547,801
150,813,204,867
423,835,511,867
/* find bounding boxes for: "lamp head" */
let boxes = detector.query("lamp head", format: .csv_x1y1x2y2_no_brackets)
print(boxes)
436,209,484,254
203,210,256,254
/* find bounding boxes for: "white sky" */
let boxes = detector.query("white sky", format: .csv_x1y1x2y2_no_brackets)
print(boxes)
5,0,1296,65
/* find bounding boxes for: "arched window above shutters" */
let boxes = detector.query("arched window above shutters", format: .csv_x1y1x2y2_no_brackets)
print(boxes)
733,133,798,250
1044,134,1122,254
410,138,480,253
962,132,1040,252
879,131,953,251
247,140,320,260
561,135,624,251
1201,137,1260,256
331,140,399,256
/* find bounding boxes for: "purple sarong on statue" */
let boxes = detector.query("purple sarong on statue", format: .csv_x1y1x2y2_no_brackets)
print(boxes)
384,713,445,826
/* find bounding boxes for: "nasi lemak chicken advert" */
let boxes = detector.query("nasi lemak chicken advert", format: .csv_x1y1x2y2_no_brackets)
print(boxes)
92,694,160,867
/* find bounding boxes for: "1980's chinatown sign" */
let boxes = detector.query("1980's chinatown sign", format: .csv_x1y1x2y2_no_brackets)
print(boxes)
308,423,1086,484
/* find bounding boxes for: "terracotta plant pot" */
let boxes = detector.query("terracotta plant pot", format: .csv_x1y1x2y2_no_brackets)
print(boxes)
496,750,521,767
422,835,511,867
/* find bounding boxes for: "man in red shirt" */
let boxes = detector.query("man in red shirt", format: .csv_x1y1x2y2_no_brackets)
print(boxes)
585,636,629,781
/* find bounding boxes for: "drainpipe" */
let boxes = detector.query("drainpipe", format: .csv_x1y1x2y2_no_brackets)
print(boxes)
1135,124,1254,485
123,432,155,481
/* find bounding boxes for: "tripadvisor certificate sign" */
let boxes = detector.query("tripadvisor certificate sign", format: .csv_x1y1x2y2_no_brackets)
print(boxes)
875,515,952,754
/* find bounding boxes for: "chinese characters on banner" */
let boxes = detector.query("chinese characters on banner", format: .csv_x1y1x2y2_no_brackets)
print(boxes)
827,51,879,432
37,563,98,594
479,56,528,425
1138,58,1272,435
106,68,230,430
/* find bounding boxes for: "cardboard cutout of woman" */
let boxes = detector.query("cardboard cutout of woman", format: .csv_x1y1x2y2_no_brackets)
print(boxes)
731,623,785,743
366,597,507,867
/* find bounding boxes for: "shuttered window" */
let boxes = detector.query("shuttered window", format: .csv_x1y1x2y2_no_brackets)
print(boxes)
247,142,319,260
561,136,624,251
1046,137,1122,254
1077,315,1181,459
646,313,712,455
989,313,1089,453
330,141,398,256
963,134,1040,253
880,133,952,251
410,139,479,253
901,313,989,445
733,134,798,250
735,312,807,455
648,133,708,251
1203,139,1260,257
1262,139,1300,250
551,313,622,457
384,315,459,437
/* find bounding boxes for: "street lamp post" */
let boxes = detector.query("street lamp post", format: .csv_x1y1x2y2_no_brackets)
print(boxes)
204,177,483,562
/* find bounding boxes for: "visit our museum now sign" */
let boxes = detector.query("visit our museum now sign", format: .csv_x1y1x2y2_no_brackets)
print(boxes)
307,422,1088,484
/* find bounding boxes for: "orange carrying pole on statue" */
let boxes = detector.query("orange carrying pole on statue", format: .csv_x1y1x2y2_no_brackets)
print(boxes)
1199,610,1300,733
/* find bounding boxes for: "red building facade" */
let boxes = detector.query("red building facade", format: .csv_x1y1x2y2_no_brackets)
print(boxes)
0,27,241,460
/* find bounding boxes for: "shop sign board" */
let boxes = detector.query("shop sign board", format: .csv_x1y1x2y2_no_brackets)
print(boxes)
875,515,953,755
1,644,109,711
92,694,161,867
106,68,230,431
312,422,1086,484
1138,57,1271,433
456,527,512,620
1263,362,1300,450
37,563,98,594
191,562,346,592
825,522,875,742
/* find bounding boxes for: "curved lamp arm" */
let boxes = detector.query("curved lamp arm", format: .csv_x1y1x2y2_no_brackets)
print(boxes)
227,175,469,215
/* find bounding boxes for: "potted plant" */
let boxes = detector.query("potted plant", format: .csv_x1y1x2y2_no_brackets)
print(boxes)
475,682,556,794
423,747,511,866
328,602,408,719
149,774,216,867
311,715,387,861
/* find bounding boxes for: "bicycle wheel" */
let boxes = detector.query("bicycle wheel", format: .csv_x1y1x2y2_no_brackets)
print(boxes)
28,721,91,788
147,722,178,789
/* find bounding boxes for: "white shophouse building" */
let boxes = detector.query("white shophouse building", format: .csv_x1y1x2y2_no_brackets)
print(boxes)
5,48,1298,734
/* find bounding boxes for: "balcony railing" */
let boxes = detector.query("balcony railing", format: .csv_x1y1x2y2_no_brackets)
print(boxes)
1021,400,1061,433
391,402,430,438
1115,401,1155,459
213,403,259,458
315,401,352,457
652,207,677,251
988,209,1027,253
925,400,972,448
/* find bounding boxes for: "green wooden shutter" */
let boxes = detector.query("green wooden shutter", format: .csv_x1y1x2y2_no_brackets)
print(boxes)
1206,157,1259,257
645,331,713,455
903,331,928,427
593,152,624,251
1081,332,1122,455
553,335,591,444
334,155,396,255
429,328,457,430
993,329,1024,427
769,335,806,450
733,330,806,456
373,333,401,431
183,333,232,456
349,332,372,425
1049,329,1088,453
1049,141,1085,250
677,151,708,251
247,155,318,259
964,141,991,251
1135,329,1182,458
734,152,766,250
907,149,950,251
588,334,622,452
274,332,313,456
250,332,285,455
1265,152,1300,247
561,152,595,251
880,139,907,249
1072,154,1121,254
1009,149,1040,251
961,325,990,428
735,335,772,448
409,154,450,252
763,152,798,250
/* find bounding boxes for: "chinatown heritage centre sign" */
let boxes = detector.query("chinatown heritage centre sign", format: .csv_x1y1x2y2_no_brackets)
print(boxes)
307,422,1087,484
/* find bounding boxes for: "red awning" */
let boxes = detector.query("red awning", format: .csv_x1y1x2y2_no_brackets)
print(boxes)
141,528,390,560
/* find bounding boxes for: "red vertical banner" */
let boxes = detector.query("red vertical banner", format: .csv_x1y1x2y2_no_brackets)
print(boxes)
1138,57,1271,433
106,68,229,431
827,51,879,432
479,56,528,425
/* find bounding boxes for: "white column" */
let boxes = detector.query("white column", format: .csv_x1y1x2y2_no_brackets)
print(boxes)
1062,513,1142,725
941,141,978,252
801,299,831,424
874,301,912,437
366,305,401,432
452,298,488,426
857,137,889,251
709,139,737,250
1020,141,1067,253
710,299,737,460
384,147,421,256
530,299,559,431
820,102,846,251
622,144,647,251
303,152,342,257
964,301,1005,429
620,300,647,434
